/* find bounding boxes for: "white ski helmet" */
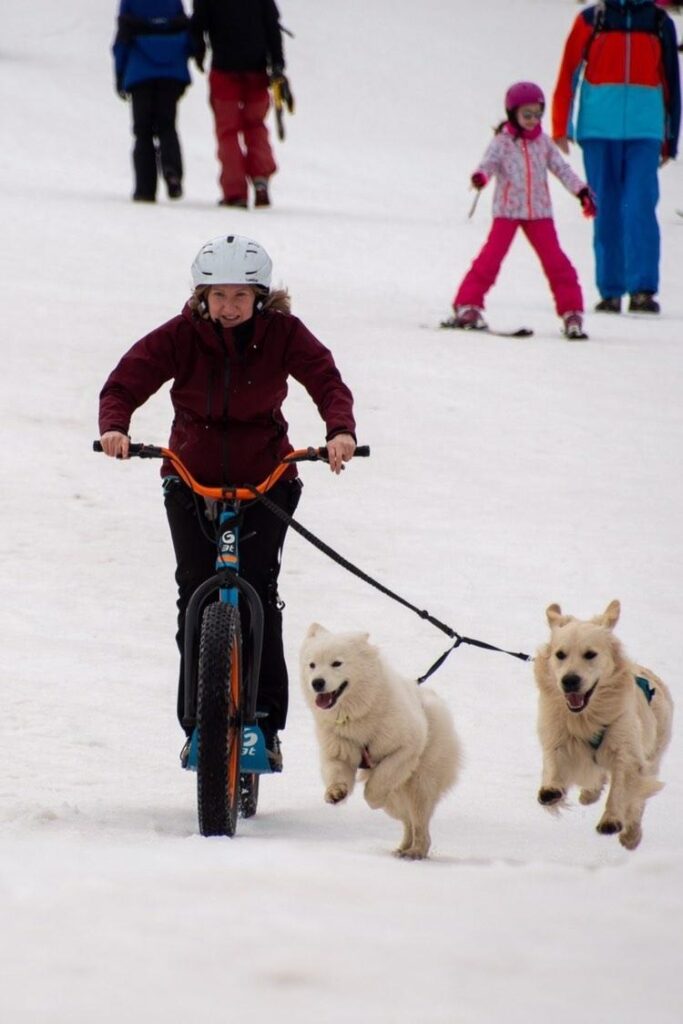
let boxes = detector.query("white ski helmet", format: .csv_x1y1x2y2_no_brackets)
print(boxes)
190,235,273,289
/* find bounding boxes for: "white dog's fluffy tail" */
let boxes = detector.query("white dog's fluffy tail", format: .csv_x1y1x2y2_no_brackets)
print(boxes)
420,689,462,795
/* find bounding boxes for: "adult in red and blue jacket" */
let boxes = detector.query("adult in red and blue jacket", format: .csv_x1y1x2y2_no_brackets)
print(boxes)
552,0,680,313
113,0,194,202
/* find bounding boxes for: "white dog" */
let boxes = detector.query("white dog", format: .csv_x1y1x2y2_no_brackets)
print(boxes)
300,624,461,859
534,600,673,850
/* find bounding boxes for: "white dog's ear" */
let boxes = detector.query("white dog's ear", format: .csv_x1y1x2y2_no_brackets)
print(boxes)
600,600,621,630
306,622,328,639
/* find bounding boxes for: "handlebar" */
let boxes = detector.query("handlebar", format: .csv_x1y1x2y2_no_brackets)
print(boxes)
93,441,369,500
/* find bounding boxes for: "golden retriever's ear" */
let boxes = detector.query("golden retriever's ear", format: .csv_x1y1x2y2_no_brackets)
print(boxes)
546,603,563,626
601,600,621,630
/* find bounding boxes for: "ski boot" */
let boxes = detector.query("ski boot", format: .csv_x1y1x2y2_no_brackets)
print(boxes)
562,312,589,340
441,305,488,331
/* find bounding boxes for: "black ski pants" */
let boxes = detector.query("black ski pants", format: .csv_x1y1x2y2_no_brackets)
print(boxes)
130,79,185,200
163,476,301,736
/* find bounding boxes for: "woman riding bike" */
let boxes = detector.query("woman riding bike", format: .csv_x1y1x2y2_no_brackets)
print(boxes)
98,234,357,769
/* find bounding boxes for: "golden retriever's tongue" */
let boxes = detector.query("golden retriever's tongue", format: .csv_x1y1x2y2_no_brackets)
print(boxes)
315,692,337,710
566,692,585,711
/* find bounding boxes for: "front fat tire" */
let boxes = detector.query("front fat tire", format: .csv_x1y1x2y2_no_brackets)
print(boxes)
196,603,242,837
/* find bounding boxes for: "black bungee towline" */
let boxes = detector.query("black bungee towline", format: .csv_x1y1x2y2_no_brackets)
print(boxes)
255,490,534,683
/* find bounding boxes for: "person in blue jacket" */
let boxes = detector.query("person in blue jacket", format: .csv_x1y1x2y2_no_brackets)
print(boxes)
552,0,681,314
113,0,194,202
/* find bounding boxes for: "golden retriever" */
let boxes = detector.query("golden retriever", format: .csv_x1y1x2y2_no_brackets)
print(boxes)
534,600,673,850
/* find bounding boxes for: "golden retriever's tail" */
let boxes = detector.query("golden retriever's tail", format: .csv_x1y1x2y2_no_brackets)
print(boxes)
640,777,665,800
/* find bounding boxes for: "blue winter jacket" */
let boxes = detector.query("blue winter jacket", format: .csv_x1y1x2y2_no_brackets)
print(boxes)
113,0,192,91
553,0,681,157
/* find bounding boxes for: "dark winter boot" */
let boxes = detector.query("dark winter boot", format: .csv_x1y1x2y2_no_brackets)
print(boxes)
166,175,183,200
219,196,248,208
253,177,271,208
258,715,283,772
628,292,660,314
594,297,621,313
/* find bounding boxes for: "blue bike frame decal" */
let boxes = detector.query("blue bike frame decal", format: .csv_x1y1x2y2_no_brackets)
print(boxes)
217,506,239,606
216,505,272,774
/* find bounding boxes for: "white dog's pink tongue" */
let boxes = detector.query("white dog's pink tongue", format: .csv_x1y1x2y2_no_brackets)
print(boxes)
315,692,336,710
566,692,585,711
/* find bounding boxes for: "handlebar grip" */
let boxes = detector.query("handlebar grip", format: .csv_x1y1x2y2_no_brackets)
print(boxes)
314,444,370,461
92,440,163,458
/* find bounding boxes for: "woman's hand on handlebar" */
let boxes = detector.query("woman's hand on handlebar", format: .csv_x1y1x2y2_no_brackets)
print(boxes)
100,430,130,459
326,433,356,474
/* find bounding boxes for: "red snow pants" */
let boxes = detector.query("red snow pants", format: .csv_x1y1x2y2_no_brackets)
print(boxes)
208,70,277,201
454,218,583,315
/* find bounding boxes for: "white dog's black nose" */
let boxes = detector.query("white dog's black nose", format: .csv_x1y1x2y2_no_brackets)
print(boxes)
311,677,326,692
562,673,582,693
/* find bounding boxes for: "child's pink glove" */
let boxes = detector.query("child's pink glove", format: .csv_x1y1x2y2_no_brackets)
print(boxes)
470,171,488,190
577,187,597,219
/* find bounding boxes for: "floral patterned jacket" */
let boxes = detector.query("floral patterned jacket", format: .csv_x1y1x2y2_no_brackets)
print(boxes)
475,123,585,220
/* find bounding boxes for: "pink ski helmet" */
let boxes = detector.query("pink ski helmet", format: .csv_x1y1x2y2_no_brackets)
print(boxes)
505,81,545,118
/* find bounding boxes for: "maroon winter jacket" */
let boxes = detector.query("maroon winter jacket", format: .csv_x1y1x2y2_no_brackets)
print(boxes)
98,303,356,486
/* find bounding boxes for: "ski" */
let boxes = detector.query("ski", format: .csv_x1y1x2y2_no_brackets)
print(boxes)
436,319,534,338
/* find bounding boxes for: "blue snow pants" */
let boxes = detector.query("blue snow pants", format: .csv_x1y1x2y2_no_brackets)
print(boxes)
581,139,661,299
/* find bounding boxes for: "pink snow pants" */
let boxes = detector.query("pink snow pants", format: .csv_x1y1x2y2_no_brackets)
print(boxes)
209,70,277,201
454,218,583,315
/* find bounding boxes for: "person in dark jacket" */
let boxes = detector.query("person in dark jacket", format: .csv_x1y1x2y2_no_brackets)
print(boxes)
191,0,287,207
99,234,357,768
113,0,194,202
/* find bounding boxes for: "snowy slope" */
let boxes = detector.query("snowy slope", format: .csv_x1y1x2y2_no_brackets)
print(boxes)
2,1,683,1022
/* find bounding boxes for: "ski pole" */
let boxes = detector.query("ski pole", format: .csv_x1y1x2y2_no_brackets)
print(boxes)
467,189,481,220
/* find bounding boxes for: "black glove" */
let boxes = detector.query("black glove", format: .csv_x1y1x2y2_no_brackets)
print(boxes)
115,78,129,100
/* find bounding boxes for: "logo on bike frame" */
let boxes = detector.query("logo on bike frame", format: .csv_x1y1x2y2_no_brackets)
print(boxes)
219,529,237,564
241,729,258,757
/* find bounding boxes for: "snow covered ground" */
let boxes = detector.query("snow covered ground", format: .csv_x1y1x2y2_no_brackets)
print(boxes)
2,1,682,1021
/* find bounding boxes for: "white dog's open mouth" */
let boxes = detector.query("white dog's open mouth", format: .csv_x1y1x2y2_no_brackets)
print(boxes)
315,681,348,710
565,681,598,713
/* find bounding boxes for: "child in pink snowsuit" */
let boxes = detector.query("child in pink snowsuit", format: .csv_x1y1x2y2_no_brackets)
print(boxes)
448,82,596,339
